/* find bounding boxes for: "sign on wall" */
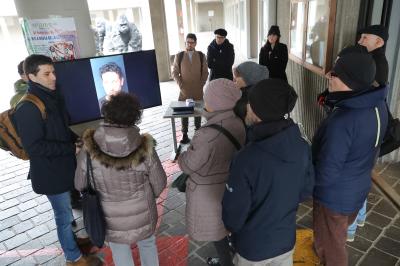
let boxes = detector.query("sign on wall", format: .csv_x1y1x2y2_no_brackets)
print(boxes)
21,17,80,61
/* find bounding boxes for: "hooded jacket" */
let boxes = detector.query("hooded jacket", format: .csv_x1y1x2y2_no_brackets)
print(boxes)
13,81,76,195
178,110,246,241
312,86,388,215
207,39,235,81
74,124,167,244
222,121,314,261
10,79,28,108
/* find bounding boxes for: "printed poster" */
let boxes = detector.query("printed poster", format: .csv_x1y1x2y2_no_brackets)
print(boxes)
21,17,80,61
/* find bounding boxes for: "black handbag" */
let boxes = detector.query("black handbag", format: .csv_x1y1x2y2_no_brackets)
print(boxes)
81,152,106,248
172,124,242,192
379,106,400,157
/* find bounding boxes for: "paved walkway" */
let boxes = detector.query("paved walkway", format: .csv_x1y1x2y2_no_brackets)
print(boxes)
1,81,400,265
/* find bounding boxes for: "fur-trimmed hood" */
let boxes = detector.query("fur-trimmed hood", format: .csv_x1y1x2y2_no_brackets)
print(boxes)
82,124,155,170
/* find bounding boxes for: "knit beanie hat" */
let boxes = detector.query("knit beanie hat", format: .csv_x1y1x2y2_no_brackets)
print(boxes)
358,25,389,42
203,78,241,111
268,25,281,37
333,52,376,91
236,61,269,86
249,79,298,122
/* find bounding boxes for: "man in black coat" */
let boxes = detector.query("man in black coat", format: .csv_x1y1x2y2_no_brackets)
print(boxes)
207,28,235,81
259,25,288,82
13,55,102,266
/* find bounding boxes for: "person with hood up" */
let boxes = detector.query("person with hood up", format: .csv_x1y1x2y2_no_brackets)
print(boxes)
222,79,314,266
75,92,167,266
207,29,235,81
312,50,388,266
259,25,288,82
178,78,246,266
232,61,269,122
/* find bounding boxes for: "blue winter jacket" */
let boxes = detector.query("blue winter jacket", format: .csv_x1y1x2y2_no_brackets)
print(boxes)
312,86,388,215
222,123,314,261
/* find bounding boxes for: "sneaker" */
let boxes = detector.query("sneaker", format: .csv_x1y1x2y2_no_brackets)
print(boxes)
357,220,365,227
180,133,190,144
207,257,221,266
66,255,103,266
347,233,355,242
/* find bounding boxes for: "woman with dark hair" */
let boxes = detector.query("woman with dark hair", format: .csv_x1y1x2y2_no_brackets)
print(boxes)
74,92,166,266
259,25,288,82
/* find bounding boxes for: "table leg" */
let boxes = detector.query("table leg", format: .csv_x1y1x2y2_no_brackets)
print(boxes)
171,117,178,153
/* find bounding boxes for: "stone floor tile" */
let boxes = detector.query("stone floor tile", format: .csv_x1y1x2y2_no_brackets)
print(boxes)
384,225,400,241
17,208,37,221
195,242,218,260
164,194,185,210
17,199,37,212
367,192,382,205
347,235,373,252
297,214,313,229
26,224,50,239
17,191,39,203
296,204,311,217
187,254,206,266
175,204,186,216
375,236,400,257
38,230,58,246
359,247,398,266
0,216,20,231
161,210,184,226
373,199,397,218
16,239,44,257
31,210,54,225
165,222,187,236
42,254,66,266
0,255,21,266
348,245,364,266
0,198,19,211
381,174,398,186
4,233,30,250
12,220,34,234
0,206,20,220
356,223,382,241
34,201,52,214
366,211,392,228
395,217,400,228
0,228,15,242
9,256,37,266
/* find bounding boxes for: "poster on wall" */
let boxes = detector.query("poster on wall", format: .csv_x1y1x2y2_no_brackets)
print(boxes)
21,17,81,61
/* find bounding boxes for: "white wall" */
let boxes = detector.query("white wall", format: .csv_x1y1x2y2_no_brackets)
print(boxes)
196,2,224,32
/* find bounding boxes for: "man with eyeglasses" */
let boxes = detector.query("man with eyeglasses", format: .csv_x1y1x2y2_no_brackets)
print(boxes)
207,28,235,81
172,33,209,144
312,49,388,266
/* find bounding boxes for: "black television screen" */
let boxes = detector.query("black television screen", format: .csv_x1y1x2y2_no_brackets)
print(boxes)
54,50,161,125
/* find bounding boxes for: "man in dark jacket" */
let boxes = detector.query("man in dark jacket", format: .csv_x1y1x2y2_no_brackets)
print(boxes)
259,25,288,82
222,79,314,265
207,28,235,81
13,55,102,266
312,51,388,266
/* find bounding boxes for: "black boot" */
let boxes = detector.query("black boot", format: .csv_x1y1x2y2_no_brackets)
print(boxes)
207,257,221,266
180,133,190,144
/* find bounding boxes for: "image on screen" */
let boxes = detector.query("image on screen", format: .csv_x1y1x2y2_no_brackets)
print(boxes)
54,50,161,125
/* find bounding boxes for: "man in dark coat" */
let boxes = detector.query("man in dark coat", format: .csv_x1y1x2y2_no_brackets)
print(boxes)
312,51,388,266
222,79,314,265
207,28,235,81
259,25,288,82
13,55,102,266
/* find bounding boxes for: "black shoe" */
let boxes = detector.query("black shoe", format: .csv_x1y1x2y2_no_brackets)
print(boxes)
180,134,190,144
207,257,220,266
71,220,77,227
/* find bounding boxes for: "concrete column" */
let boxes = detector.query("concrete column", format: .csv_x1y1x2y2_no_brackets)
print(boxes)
14,0,96,58
176,0,185,50
149,0,171,81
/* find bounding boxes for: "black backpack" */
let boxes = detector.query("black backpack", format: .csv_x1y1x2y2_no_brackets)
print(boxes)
177,51,205,78
379,106,400,157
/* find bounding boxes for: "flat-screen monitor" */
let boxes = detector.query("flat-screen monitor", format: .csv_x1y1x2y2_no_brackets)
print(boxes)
54,50,161,125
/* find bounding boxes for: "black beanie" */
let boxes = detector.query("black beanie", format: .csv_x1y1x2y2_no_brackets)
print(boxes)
333,52,376,91
214,28,227,37
268,25,281,37
358,25,389,42
249,79,298,122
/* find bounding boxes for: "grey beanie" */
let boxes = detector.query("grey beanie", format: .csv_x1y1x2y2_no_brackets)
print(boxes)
236,61,269,86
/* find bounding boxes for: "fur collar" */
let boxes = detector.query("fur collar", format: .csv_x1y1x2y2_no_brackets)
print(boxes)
82,129,155,170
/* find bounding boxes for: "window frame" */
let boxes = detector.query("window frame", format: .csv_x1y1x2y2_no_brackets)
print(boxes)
288,0,337,75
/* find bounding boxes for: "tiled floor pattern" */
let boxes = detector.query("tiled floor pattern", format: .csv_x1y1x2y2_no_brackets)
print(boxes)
1,81,400,265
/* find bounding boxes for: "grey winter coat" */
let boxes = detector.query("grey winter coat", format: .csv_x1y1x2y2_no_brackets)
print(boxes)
74,124,167,244
178,110,246,241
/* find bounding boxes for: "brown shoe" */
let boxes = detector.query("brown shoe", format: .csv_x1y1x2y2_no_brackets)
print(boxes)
66,255,103,266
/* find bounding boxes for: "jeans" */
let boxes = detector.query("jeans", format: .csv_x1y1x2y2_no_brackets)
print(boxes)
109,235,159,266
234,249,293,266
46,192,81,262
347,200,367,236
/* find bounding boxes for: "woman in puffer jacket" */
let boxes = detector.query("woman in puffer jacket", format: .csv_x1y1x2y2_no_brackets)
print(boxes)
178,79,246,266
75,92,166,266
